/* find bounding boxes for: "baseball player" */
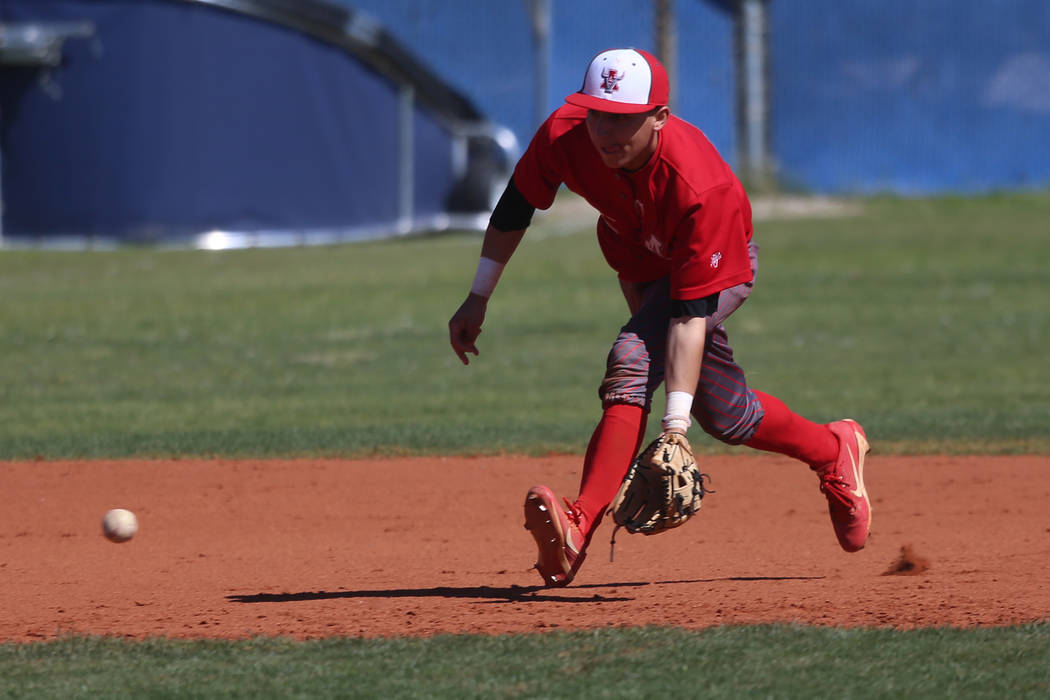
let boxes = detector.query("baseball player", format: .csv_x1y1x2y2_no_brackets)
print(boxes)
448,48,871,587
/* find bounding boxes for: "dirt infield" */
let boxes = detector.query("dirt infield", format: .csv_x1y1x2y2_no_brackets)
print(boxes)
3,454,1048,641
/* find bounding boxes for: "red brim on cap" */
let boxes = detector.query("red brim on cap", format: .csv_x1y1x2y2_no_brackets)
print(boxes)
564,92,661,114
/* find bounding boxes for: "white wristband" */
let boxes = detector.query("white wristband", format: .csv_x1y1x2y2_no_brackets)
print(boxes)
662,390,694,432
470,256,505,298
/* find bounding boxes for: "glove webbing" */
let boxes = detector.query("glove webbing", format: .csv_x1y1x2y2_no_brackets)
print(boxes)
607,469,714,563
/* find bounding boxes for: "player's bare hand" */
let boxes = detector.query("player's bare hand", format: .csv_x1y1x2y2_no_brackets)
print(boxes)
448,294,487,365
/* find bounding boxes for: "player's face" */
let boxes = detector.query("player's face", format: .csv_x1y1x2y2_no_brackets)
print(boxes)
585,107,669,171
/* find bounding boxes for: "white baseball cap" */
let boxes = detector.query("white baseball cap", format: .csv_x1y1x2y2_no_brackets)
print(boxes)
565,48,670,114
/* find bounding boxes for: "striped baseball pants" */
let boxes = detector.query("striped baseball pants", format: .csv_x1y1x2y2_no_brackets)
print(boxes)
599,242,764,444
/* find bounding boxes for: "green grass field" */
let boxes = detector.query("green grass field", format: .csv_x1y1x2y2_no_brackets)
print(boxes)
4,625,1050,698
0,192,1046,459
2,192,1048,697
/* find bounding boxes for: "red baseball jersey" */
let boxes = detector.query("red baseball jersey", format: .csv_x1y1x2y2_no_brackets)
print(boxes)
513,104,754,301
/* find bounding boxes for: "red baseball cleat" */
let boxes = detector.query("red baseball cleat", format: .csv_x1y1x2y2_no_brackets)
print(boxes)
817,419,872,552
523,485,588,587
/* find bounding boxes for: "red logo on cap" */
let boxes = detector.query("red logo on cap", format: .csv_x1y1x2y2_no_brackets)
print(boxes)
600,67,624,94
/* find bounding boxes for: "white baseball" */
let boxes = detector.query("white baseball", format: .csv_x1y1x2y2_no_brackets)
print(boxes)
102,508,138,543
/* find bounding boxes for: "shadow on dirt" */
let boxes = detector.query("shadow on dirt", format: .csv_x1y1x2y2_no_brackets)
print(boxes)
226,575,823,605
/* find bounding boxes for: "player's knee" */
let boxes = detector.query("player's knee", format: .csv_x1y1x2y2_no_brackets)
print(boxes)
599,332,657,410
599,370,651,411
696,413,757,445
692,395,762,445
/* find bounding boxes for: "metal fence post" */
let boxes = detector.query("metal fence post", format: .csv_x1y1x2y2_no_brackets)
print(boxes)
736,0,772,189
398,82,415,234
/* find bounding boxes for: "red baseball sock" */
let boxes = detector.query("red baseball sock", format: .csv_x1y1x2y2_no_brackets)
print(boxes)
573,403,648,537
745,390,838,468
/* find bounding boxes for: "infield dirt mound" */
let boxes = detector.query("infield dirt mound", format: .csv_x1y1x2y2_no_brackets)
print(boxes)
3,454,1048,640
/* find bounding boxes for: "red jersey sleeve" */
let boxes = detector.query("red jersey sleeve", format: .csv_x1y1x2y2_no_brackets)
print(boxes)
669,183,754,300
512,111,569,210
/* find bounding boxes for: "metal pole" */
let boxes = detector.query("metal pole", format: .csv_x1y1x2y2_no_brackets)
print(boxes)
739,0,769,184
398,83,414,233
654,0,676,111
526,0,551,128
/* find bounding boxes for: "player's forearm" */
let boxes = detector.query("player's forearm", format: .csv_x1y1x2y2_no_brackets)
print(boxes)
480,224,526,264
666,316,706,393
663,316,707,432
466,225,526,300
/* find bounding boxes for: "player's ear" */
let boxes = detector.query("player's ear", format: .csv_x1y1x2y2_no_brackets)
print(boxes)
651,106,671,131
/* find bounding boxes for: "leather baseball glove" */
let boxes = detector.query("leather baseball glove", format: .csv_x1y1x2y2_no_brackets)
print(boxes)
609,432,712,535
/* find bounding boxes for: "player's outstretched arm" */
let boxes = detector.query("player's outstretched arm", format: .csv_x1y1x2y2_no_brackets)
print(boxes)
448,225,526,365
